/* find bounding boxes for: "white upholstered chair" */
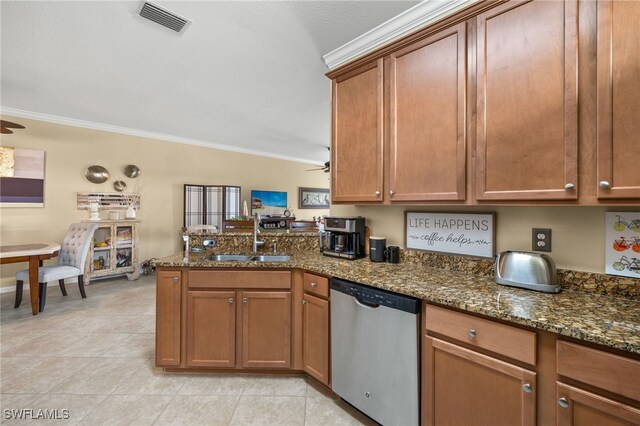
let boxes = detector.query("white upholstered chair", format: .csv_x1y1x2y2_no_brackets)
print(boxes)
15,222,99,312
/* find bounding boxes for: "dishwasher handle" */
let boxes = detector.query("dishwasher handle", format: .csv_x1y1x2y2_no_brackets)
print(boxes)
353,296,380,309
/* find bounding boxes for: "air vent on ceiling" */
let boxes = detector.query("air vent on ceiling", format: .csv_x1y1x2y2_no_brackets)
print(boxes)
138,2,191,34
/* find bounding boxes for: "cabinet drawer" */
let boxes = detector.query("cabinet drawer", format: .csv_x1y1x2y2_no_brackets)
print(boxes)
188,270,291,289
557,340,640,402
425,305,536,365
303,273,329,298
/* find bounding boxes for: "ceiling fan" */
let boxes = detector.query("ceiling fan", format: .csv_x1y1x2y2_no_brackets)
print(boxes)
1,120,25,134
307,161,330,173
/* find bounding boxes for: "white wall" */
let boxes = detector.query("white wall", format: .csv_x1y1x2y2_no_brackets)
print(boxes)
0,116,330,288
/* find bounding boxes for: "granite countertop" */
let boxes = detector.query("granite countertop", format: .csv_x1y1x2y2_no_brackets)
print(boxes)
153,251,640,355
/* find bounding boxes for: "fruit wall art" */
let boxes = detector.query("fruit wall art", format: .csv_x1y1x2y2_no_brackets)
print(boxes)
605,212,640,278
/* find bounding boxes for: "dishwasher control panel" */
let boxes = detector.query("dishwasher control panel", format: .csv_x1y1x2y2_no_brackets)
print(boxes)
330,278,419,314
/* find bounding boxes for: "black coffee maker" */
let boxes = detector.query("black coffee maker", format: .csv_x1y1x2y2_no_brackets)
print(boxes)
322,217,366,260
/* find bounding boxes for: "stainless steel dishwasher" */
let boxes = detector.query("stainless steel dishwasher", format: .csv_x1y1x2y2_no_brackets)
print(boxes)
331,277,420,426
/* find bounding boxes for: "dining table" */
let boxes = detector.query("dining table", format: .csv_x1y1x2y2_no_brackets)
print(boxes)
0,242,61,315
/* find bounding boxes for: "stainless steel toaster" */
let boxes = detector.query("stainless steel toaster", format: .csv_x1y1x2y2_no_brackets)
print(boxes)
495,251,561,293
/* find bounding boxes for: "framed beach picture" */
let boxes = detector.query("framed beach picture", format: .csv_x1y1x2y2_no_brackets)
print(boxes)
251,190,287,215
298,187,329,209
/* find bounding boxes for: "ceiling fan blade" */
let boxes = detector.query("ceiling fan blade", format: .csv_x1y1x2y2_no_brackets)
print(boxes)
0,127,14,134
0,120,25,129
306,167,325,171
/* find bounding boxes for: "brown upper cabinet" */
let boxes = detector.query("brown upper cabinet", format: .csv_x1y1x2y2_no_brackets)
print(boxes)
329,0,639,204
389,22,467,202
596,0,640,199
331,59,384,203
475,0,578,201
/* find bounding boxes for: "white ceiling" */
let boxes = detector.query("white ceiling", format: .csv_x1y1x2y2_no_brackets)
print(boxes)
1,1,419,164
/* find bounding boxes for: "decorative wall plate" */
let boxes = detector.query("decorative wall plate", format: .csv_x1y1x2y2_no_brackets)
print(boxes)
113,180,127,192
124,164,140,178
85,165,109,183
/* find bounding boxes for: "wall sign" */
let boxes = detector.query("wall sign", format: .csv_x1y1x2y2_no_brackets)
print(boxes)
405,212,495,258
605,212,640,278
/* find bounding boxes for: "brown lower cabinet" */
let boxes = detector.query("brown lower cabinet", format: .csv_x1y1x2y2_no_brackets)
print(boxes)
155,270,182,366
186,290,236,367
424,303,640,426
186,289,292,369
156,269,294,370
556,382,640,426
424,304,538,426
556,340,640,425
424,337,537,426
242,291,291,369
302,272,330,386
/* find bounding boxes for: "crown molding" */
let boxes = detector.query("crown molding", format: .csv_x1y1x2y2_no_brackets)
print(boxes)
0,107,320,165
323,0,479,70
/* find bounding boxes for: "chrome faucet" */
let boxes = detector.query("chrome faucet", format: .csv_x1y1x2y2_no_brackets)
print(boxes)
253,212,265,253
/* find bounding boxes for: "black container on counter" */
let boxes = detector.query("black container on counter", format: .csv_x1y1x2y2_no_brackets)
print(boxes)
386,246,400,263
369,237,386,262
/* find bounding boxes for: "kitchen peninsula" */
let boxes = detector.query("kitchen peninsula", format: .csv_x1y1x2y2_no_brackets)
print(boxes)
154,231,640,426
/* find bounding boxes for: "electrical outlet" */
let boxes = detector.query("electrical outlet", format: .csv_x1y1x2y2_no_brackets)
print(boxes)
532,228,552,252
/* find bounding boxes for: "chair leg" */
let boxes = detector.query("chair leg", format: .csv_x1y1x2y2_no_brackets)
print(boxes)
58,279,68,296
14,280,23,308
38,282,47,312
78,275,87,299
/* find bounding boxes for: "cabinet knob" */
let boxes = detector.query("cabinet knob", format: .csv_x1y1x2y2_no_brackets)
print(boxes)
228,297,234,304
172,277,179,284
311,282,317,288
522,383,533,393
468,329,477,338
558,397,569,409
564,183,575,190
599,181,611,189
243,297,248,304
301,300,307,305
375,191,381,197
390,190,395,196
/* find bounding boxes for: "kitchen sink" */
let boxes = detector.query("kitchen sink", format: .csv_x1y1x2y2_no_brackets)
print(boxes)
251,255,291,262
207,254,254,262
207,254,291,262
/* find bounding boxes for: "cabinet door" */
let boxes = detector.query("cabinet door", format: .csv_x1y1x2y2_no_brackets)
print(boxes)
424,337,536,426
332,59,384,203
91,225,113,276
186,290,236,367
242,291,291,368
596,0,640,199
302,293,330,386
389,22,466,201
114,224,134,273
476,0,578,200
557,382,640,426
156,270,182,366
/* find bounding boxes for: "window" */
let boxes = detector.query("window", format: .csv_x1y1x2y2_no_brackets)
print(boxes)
183,185,241,230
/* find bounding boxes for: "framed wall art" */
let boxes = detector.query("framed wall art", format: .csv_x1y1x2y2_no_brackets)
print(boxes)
251,190,287,215
298,187,329,209
605,212,640,277
0,147,45,207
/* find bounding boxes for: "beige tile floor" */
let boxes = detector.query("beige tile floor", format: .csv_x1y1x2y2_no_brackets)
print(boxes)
0,275,376,425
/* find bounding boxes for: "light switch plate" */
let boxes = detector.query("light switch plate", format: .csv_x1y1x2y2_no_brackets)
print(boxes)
532,228,552,252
